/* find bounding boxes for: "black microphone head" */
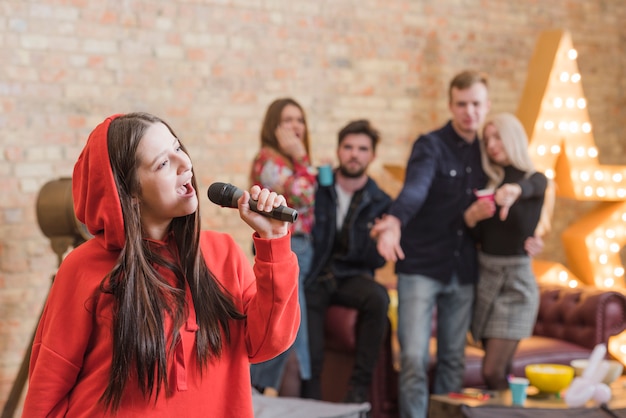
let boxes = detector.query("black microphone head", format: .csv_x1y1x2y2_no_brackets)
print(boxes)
207,182,240,208
208,182,297,222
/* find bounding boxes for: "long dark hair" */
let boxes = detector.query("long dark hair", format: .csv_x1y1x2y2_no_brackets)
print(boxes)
259,97,311,160
100,112,245,411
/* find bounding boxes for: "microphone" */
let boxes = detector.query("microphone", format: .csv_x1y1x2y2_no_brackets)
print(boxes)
207,182,298,223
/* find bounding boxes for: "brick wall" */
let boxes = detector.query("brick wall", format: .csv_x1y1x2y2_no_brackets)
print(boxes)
1,0,625,412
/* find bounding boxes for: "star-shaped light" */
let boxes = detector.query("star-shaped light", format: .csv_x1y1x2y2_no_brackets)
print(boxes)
516,28,626,365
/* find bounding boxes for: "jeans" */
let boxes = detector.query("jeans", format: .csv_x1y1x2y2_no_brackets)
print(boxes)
250,234,312,390
397,273,474,418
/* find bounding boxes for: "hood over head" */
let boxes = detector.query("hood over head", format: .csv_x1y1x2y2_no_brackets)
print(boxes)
73,114,126,251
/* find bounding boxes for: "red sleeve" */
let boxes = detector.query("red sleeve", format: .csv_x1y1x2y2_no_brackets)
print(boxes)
199,231,300,363
243,233,300,362
23,245,103,417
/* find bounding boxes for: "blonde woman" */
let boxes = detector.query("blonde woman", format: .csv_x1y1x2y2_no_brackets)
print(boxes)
464,112,549,390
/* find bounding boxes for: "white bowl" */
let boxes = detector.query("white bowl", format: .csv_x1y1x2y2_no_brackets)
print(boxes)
570,359,624,384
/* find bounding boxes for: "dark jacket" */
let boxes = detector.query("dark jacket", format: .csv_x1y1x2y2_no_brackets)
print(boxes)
387,121,487,284
472,167,547,256
305,177,392,287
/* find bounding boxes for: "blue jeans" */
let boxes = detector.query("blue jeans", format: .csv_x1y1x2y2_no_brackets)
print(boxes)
250,234,312,390
397,273,474,418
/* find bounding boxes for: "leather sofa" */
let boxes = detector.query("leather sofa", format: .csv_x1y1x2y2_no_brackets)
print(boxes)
462,283,626,387
315,282,626,418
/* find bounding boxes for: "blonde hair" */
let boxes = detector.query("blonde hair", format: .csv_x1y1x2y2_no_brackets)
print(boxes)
534,179,555,237
480,112,535,189
480,112,554,237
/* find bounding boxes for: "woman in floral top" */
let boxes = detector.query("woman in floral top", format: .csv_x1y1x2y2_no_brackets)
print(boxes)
249,97,317,396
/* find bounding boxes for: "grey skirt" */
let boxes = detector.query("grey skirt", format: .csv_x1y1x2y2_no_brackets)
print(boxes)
471,252,539,342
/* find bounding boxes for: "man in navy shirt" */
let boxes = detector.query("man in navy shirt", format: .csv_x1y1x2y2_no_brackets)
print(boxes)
373,71,543,418
372,70,490,418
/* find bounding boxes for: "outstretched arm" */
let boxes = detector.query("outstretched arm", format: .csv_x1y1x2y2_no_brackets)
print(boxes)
371,214,405,262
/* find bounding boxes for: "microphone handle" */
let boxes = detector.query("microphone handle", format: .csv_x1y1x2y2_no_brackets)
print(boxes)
247,199,298,223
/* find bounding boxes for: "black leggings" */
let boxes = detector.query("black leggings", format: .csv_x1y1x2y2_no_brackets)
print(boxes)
481,338,520,390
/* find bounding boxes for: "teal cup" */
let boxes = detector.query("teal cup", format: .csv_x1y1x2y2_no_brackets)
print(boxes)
509,377,529,406
318,165,333,186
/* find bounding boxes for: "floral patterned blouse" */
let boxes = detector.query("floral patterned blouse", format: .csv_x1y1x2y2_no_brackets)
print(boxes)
250,147,317,235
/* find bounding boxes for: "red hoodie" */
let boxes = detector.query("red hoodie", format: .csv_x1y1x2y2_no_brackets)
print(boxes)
23,115,300,417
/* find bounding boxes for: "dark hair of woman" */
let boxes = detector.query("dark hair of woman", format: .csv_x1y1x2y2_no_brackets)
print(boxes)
100,112,245,411
259,97,311,161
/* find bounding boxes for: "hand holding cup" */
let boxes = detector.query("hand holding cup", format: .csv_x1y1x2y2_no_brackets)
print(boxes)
317,164,333,186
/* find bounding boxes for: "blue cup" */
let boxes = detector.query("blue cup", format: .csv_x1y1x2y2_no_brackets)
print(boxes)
318,165,333,186
508,377,529,406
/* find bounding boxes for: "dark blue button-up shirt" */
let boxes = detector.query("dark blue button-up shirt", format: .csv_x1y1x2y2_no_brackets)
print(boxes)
388,121,487,284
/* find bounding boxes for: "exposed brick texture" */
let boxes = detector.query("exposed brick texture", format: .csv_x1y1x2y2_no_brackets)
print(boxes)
1,0,625,413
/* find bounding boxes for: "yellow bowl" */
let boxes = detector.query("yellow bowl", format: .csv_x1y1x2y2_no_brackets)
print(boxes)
525,364,575,394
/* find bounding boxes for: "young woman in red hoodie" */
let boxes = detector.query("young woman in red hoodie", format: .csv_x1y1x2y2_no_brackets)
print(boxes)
22,112,300,417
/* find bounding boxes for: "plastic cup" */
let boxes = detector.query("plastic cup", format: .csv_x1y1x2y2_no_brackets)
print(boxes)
318,164,333,186
509,377,529,406
474,188,495,202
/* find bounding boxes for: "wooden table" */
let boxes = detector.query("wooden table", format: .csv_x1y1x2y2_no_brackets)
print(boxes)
428,377,626,418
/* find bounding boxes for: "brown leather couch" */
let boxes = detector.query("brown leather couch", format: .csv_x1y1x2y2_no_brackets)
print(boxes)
314,283,626,418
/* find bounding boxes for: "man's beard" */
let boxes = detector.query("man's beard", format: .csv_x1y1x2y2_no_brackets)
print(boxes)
338,163,366,178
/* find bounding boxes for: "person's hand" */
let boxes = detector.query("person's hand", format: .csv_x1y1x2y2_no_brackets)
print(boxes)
524,234,544,257
370,215,405,262
494,183,522,221
238,185,289,239
464,199,496,227
276,125,307,160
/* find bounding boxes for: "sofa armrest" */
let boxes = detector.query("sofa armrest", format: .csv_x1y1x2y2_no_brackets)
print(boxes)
533,283,626,350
